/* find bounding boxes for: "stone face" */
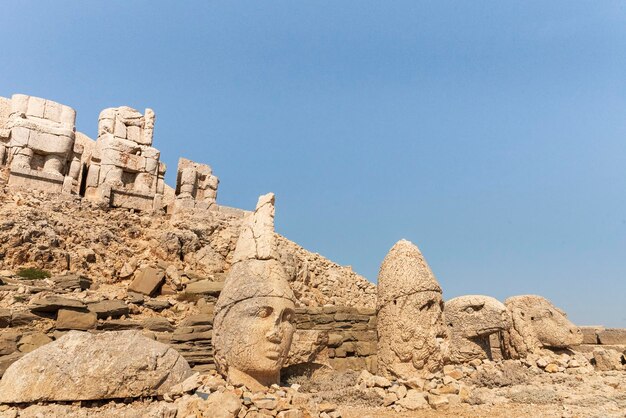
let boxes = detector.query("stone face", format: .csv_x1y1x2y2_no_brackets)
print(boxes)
127,266,165,296
503,295,584,358
214,193,297,391
444,295,510,363
0,330,192,403
377,240,446,379
56,309,97,330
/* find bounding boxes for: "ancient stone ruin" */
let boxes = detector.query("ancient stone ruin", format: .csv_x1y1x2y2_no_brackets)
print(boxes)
0,93,624,417
0,93,218,213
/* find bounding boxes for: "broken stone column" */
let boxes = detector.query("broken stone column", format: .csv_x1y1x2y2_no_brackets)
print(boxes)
502,295,583,359
84,106,164,210
444,295,510,364
377,239,447,379
3,94,77,193
173,157,219,212
213,193,296,391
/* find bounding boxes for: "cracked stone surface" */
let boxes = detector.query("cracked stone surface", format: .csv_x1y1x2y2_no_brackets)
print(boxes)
0,330,192,403
377,239,446,379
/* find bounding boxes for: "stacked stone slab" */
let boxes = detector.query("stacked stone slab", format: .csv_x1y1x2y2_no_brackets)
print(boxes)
173,157,219,212
0,94,86,193
292,306,378,374
84,106,165,211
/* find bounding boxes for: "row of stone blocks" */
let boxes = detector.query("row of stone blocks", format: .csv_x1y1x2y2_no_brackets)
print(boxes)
574,326,626,354
0,94,219,213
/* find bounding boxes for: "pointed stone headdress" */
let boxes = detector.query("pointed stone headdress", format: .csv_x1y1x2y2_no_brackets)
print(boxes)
215,193,295,313
377,239,442,310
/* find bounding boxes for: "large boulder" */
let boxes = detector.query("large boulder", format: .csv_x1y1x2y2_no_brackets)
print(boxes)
0,330,192,403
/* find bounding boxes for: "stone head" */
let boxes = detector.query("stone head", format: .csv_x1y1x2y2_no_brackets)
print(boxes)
504,295,583,358
213,193,296,391
377,240,447,378
445,295,510,339
444,295,510,363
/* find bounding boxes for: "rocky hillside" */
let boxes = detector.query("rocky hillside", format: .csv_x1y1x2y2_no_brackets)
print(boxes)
0,182,376,309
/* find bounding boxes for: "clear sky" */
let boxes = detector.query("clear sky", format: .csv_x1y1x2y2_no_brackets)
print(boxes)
2,1,625,326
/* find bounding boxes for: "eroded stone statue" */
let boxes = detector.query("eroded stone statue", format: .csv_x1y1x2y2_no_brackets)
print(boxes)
213,193,296,391
444,295,510,363
377,239,446,379
502,295,583,358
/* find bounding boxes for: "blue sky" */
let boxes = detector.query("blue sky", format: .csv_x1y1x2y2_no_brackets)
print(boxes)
2,1,625,326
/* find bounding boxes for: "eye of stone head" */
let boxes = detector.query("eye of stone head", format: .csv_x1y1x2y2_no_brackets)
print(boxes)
282,308,295,323
257,307,273,318
464,306,474,314
420,300,434,311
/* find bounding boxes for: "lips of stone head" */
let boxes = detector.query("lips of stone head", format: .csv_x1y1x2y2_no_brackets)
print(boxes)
223,296,296,373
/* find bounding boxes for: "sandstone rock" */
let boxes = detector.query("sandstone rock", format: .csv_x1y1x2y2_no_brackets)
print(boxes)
397,389,429,410
142,317,175,332
56,309,97,330
177,391,242,418
0,353,21,377
29,295,86,313
98,319,142,330
377,239,445,379
88,299,129,319
184,279,224,296
444,295,510,364
128,266,165,296
10,310,39,326
145,299,171,311
502,295,583,358
17,332,52,353
592,348,625,371
0,309,10,328
0,331,19,355
50,274,92,291
0,330,192,402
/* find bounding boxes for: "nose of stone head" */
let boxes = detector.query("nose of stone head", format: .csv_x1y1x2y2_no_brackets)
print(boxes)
266,326,283,343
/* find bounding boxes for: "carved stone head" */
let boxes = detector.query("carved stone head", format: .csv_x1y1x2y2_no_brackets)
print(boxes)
377,240,446,378
213,193,296,391
503,295,583,358
444,295,510,363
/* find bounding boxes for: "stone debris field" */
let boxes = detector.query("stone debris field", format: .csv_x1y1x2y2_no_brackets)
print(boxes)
0,94,624,417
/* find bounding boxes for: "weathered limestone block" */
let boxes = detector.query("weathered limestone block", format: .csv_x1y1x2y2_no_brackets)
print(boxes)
174,158,220,212
444,295,510,363
213,193,297,391
127,266,165,296
4,94,78,193
84,105,164,210
503,295,583,358
0,330,192,402
377,239,446,379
